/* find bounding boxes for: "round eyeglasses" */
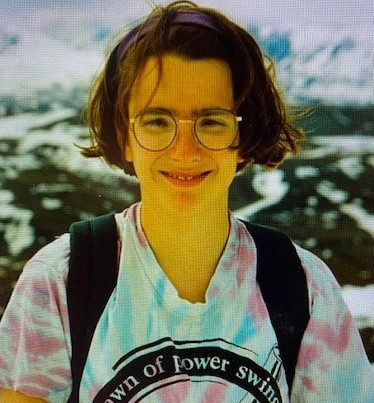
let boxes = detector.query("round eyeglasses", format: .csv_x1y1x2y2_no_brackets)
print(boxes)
129,109,242,151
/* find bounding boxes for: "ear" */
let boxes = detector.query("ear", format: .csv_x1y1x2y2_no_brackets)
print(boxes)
116,129,133,162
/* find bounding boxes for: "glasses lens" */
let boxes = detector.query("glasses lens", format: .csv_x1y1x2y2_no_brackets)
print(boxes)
196,110,238,150
134,111,175,150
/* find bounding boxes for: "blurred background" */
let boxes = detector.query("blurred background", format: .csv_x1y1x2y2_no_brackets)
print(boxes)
0,0,373,361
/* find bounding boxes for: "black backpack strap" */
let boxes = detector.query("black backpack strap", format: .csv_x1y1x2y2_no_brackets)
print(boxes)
67,213,118,403
242,221,310,394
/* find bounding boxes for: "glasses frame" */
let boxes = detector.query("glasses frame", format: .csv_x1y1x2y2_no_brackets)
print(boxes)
129,108,242,152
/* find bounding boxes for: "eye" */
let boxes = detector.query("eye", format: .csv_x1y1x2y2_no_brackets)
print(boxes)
148,118,169,127
200,118,225,127
198,116,229,132
138,113,173,131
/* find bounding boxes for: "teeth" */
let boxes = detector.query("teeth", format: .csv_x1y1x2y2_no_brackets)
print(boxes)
167,173,204,181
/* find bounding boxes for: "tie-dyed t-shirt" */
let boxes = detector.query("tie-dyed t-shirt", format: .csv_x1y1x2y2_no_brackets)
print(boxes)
0,202,373,402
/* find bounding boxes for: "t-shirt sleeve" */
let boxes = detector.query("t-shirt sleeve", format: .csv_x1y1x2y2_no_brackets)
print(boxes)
291,245,374,402
0,234,72,402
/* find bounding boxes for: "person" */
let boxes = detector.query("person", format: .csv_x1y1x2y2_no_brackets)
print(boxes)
0,1,373,402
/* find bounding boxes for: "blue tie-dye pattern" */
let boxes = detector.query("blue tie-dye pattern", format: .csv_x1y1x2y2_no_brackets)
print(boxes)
115,285,134,346
201,307,222,338
167,306,188,330
80,356,95,396
146,313,153,336
155,277,166,307
331,359,368,401
234,314,256,344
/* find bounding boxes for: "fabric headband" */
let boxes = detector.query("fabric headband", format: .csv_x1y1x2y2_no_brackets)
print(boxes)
116,10,221,64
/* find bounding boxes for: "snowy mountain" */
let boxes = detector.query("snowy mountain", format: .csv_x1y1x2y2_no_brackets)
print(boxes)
0,16,373,110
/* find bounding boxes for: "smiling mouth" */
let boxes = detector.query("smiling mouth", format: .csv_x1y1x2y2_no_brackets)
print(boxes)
160,171,211,182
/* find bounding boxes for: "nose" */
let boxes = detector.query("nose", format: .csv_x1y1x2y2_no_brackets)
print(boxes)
168,120,202,163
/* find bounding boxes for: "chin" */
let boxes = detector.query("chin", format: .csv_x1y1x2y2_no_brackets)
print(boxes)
169,191,224,217
171,193,201,211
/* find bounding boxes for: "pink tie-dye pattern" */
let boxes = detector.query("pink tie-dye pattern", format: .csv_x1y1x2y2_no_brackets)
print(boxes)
228,286,237,299
222,239,237,272
2,311,20,336
296,343,321,370
125,205,137,222
22,374,66,390
300,375,317,392
233,225,256,286
9,323,65,358
307,312,352,353
246,284,268,326
0,357,9,372
126,202,148,248
49,367,70,380
88,383,103,401
223,259,234,272
201,382,227,403
208,285,221,298
2,313,23,356
223,224,251,273
235,244,255,286
16,277,58,310
157,380,190,402
137,226,149,248
2,296,65,359
303,263,332,301
117,239,122,272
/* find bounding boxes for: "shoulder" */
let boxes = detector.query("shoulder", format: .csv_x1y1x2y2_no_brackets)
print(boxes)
291,245,374,400
6,233,72,316
238,218,343,301
22,233,71,281
294,244,341,291
0,234,73,401
293,244,350,319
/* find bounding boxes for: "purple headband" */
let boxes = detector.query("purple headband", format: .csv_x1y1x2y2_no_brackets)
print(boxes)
116,10,221,64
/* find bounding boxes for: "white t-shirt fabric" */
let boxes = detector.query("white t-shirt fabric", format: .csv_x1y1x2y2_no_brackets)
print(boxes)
0,202,373,402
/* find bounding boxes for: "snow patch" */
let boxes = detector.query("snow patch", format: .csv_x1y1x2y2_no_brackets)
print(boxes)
316,180,349,204
342,285,374,329
340,204,374,238
234,170,289,219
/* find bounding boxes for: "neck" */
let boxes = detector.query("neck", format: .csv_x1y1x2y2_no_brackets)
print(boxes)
141,199,229,245
139,200,231,303
140,200,230,269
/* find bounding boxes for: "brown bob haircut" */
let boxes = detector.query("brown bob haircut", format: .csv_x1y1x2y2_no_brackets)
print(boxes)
81,1,305,176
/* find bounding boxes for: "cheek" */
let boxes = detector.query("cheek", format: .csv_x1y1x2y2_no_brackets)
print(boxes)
131,149,157,178
222,151,243,171
213,153,241,186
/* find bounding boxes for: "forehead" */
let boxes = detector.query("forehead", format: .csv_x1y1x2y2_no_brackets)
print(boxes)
128,54,234,116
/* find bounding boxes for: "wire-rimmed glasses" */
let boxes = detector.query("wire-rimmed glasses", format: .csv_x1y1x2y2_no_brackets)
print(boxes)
129,108,242,151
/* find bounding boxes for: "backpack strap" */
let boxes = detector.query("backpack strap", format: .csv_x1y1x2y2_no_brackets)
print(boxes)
67,215,309,401
242,221,310,392
67,213,118,403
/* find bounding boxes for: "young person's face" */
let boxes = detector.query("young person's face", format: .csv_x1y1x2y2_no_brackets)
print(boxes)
123,54,243,214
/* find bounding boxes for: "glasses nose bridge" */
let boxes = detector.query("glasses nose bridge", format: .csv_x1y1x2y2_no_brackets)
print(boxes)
168,116,204,156
173,117,199,143
175,117,195,130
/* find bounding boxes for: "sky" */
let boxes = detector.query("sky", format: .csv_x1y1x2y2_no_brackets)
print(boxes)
1,0,374,30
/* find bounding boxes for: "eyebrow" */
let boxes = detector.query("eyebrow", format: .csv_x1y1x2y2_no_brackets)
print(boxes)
139,107,231,116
